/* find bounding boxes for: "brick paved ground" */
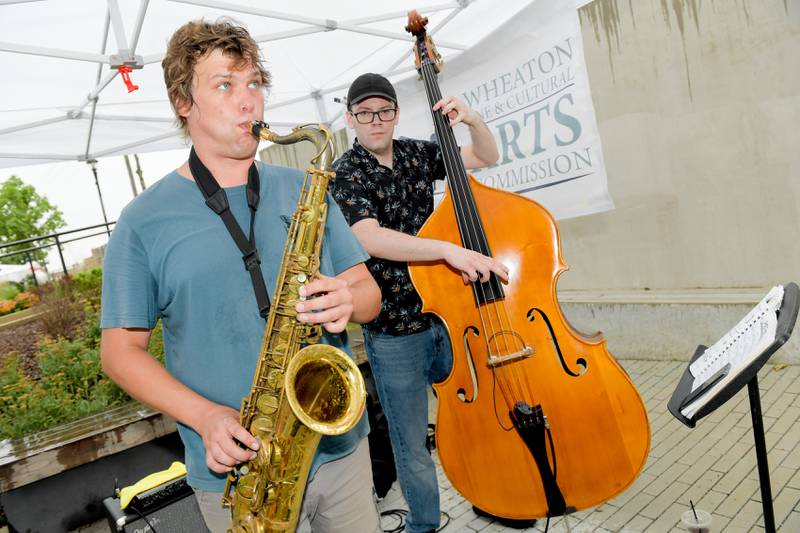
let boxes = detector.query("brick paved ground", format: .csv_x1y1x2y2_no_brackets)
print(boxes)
377,360,800,532
72,360,799,533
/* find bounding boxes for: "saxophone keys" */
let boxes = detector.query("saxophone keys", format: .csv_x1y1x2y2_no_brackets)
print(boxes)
304,325,321,344
278,322,292,340
236,473,257,500
269,441,283,469
267,369,283,388
251,414,274,436
283,282,299,299
272,345,287,361
265,484,277,505
256,394,279,415
283,301,299,317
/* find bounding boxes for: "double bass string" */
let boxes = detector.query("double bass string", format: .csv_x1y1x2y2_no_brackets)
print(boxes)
419,61,528,410
420,59,535,415
417,61,513,406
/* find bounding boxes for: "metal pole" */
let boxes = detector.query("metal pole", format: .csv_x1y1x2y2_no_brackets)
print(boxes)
123,154,138,197
88,159,112,236
748,376,776,533
25,251,38,289
54,234,68,278
134,153,146,191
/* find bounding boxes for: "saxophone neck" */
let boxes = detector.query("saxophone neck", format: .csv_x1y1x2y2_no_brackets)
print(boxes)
250,121,334,172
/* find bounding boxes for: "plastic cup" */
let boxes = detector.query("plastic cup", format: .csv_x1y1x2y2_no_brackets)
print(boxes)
681,509,712,533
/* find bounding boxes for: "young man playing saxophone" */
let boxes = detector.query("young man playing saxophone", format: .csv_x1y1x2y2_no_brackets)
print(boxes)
100,20,381,533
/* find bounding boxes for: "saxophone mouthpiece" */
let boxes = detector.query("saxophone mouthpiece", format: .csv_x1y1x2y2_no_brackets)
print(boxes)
250,120,269,138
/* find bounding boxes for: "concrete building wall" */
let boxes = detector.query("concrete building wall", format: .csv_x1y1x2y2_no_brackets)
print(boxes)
554,0,799,291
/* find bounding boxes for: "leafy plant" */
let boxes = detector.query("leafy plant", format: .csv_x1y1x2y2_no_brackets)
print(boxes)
0,291,38,317
0,300,14,316
73,267,103,306
13,291,38,311
149,320,165,363
0,282,20,301
36,281,84,340
0,353,52,439
0,265,169,440
0,301,166,440
0,337,129,440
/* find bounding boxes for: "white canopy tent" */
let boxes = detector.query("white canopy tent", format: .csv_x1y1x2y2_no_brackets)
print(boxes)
2,0,609,270
0,0,533,169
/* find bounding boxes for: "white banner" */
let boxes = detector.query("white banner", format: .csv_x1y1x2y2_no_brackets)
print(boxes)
392,0,613,219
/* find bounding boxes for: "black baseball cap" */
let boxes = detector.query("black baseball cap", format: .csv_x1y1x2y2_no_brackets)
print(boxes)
346,73,397,108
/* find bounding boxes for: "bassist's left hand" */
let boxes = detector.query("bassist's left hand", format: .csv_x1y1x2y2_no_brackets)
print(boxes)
433,95,480,127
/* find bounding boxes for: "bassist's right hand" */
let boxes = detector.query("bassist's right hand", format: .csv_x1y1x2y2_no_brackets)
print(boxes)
441,241,510,285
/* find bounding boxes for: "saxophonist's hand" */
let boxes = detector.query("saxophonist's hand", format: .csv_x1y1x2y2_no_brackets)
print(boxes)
200,404,260,473
295,274,353,334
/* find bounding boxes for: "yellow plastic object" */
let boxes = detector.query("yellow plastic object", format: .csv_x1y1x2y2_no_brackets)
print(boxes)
118,461,187,510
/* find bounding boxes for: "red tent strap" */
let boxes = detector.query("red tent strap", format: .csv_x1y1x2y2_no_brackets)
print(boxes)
117,65,139,93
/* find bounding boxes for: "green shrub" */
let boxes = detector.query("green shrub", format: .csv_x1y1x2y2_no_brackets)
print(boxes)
149,321,165,363
73,267,102,306
37,281,84,340
0,310,166,440
73,267,102,292
0,336,130,441
0,282,20,301
0,353,62,439
0,290,39,317
82,306,101,349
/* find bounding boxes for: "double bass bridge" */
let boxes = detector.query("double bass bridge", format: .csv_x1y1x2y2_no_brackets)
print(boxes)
487,345,534,368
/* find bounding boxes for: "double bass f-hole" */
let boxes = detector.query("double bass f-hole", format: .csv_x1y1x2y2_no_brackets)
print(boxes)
527,307,587,377
458,326,480,403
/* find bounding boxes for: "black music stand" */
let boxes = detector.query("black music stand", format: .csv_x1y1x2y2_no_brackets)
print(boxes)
668,282,799,533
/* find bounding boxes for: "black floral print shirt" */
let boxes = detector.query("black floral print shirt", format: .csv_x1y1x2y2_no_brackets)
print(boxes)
331,138,446,336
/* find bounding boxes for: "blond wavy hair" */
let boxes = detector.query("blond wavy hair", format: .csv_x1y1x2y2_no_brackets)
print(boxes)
162,19,271,135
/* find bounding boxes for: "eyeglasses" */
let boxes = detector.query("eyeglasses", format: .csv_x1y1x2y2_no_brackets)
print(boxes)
350,108,397,124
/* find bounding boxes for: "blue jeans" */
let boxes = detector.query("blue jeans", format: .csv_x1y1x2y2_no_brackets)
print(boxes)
363,322,453,533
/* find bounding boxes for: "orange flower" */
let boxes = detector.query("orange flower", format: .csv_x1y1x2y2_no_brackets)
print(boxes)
0,300,16,315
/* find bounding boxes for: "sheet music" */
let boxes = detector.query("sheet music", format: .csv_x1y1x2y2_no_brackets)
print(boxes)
681,285,783,419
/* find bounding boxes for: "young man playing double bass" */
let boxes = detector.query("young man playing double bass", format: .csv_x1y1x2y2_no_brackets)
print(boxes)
100,20,382,533
330,73,508,533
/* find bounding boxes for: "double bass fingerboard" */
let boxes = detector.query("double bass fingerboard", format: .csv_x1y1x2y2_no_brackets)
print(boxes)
416,46,505,306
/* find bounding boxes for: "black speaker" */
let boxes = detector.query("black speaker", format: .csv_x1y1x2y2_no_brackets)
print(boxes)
103,475,210,533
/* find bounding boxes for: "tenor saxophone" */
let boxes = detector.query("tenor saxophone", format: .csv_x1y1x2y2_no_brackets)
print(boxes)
222,121,366,533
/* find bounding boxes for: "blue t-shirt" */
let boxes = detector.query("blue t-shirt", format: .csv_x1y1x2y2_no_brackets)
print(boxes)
100,162,370,491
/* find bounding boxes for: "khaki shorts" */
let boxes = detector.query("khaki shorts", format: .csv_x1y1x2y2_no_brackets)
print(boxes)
195,438,381,533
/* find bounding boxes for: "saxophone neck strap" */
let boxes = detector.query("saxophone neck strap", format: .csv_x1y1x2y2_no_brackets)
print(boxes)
188,146,270,319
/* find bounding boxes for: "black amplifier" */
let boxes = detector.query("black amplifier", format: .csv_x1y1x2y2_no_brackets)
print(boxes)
103,475,210,533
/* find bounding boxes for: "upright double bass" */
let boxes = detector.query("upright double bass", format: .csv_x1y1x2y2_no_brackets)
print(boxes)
405,12,650,520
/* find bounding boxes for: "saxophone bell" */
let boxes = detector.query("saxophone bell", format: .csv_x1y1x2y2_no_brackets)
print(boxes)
285,344,366,436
